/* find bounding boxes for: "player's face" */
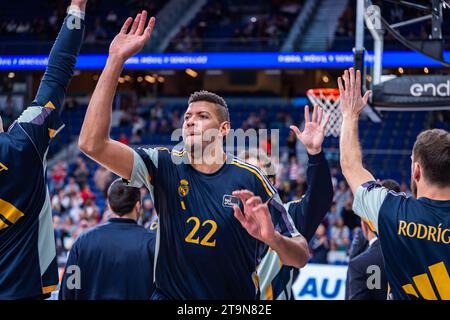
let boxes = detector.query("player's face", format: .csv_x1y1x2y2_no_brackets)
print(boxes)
182,101,229,151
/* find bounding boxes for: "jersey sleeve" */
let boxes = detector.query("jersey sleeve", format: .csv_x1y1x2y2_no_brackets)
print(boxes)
352,181,389,233
15,106,64,158
285,151,333,242
269,195,300,238
249,164,277,203
128,147,159,188
247,164,299,238
13,12,84,159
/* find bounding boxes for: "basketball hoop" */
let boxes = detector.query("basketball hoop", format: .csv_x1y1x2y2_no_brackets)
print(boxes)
306,88,341,137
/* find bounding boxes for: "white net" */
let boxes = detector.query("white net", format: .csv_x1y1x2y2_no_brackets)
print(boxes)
306,88,341,137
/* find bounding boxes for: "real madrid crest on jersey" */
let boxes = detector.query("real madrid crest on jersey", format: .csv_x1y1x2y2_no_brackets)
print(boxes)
178,179,189,197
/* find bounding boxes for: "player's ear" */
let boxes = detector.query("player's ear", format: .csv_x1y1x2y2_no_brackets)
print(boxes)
136,201,141,212
412,161,421,182
219,121,231,137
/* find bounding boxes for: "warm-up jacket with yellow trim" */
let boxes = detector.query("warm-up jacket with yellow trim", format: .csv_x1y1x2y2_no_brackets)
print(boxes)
0,12,84,299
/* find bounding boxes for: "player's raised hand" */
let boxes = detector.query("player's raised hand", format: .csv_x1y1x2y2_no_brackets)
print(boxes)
338,67,372,119
109,10,155,62
290,105,329,155
232,190,277,244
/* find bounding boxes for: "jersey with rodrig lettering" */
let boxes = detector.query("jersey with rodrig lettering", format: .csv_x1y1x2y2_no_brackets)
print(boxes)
353,181,450,300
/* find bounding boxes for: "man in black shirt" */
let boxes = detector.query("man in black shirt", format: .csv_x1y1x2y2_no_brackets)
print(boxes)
59,179,156,300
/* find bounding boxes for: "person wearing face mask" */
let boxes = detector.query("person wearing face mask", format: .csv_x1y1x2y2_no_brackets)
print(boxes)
59,179,156,300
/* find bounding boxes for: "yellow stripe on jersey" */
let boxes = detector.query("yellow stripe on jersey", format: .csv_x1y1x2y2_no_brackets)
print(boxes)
252,272,260,289
44,101,56,109
181,201,186,210
0,162,8,172
428,262,450,300
42,285,58,294
0,220,9,230
230,161,273,198
362,218,376,232
48,128,57,138
413,273,437,300
0,198,25,224
265,283,273,300
172,150,187,157
402,284,419,298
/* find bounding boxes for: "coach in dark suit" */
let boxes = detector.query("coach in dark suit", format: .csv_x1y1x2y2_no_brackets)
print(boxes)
346,179,400,300
59,179,156,300
346,229,387,300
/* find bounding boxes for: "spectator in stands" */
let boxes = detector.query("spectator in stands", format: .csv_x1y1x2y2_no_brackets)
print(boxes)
287,155,300,190
93,17,108,40
326,202,340,227
334,180,351,215
80,181,95,202
142,198,157,229
309,224,330,264
59,179,157,300
106,10,119,29
73,157,90,187
286,130,297,158
51,160,67,190
330,217,350,251
94,166,113,197
341,196,360,230
400,181,412,197
53,215,66,257
64,177,80,195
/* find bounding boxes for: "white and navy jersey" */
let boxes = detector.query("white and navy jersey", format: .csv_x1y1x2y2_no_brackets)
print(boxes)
257,152,333,300
0,13,84,299
129,147,299,300
353,181,450,300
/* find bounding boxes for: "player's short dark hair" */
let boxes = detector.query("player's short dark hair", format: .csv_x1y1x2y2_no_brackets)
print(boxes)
107,179,141,216
381,179,401,193
188,90,230,123
413,129,450,188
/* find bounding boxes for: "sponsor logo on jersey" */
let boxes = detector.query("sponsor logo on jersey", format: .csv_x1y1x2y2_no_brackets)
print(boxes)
222,195,240,208
402,261,450,299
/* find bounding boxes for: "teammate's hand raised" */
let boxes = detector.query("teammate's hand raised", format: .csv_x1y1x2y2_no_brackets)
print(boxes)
338,67,372,120
232,190,277,244
290,105,329,155
109,10,155,63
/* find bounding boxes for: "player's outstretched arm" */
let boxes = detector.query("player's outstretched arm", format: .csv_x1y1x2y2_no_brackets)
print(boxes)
79,11,155,179
289,105,333,241
233,190,309,268
338,68,374,194
11,1,86,155
31,0,86,110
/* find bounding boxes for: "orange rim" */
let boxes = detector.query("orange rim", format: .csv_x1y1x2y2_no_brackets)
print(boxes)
306,88,340,100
